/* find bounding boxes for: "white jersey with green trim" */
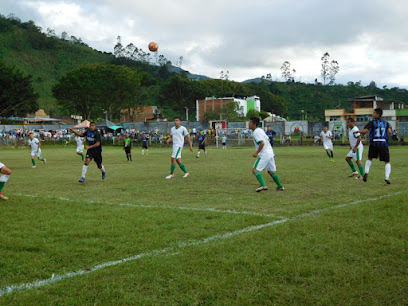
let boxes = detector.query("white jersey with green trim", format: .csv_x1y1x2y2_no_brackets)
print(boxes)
349,126,363,149
320,130,333,146
253,128,274,158
28,138,40,152
171,126,189,148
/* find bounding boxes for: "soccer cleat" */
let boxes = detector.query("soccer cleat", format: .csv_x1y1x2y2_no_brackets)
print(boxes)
0,192,8,201
43,158,47,165
165,174,175,179
363,173,368,182
196,155,200,158
79,177,85,183
330,158,334,162
356,176,363,180
256,186,268,192
276,187,285,191
102,171,106,180
349,171,358,177
32,166,36,168
183,172,190,178
385,179,391,184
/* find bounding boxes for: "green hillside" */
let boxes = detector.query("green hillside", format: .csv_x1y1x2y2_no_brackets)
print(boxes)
0,15,112,114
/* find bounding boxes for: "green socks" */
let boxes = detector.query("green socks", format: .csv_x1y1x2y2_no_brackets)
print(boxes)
0,182,5,192
331,152,334,158
255,172,266,186
179,163,188,173
32,159,36,166
170,164,176,174
348,161,357,172
326,152,331,158
270,173,283,188
80,153,84,161
41,158,45,162
358,164,364,176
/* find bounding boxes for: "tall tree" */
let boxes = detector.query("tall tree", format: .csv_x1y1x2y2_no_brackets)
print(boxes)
329,60,339,85
0,62,39,116
321,52,330,85
280,61,295,82
52,64,144,119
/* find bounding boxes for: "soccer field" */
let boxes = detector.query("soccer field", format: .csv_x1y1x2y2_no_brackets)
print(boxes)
1,145,407,304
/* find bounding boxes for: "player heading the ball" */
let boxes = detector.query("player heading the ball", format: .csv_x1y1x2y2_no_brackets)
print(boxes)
165,117,193,179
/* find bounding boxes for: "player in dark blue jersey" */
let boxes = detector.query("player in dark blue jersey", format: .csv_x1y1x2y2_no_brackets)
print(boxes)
266,126,277,147
70,122,106,183
196,131,207,158
354,108,392,184
141,134,149,155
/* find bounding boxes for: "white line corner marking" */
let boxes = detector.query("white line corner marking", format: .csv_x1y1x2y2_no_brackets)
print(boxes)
1,190,406,297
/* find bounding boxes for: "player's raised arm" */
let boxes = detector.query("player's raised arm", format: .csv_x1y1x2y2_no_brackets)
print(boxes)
70,128,85,137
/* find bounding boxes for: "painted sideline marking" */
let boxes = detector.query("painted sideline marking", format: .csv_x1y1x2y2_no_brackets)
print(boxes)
1,190,406,297
13,193,285,219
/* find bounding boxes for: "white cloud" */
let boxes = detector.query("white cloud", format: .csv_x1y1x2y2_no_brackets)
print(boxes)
1,0,408,87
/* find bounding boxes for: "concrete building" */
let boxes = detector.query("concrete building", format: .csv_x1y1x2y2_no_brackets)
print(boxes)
196,96,261,121
325,96,405,122
121,106,165,122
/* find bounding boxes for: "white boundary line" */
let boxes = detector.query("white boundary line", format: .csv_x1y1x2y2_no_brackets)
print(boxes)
12,193,285,219
1,189,406,297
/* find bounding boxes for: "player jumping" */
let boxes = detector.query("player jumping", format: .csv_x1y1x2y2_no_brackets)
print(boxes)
0,162,11,200
345,118,364,179
320,126,334,162
70,122,106,183
123,132,133,161
354,108,392,184
165,117,193,179
28,132,46,168
249,117,284,192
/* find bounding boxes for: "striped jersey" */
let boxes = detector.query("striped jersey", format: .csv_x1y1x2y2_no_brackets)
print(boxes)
364,119,391,147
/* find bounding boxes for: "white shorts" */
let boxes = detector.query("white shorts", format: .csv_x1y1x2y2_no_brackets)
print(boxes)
0,162,4,169
31,150,42,157
76,145,84,153
253,155,276,172
347,147,363,161
323,143,333,151
172,146,183,159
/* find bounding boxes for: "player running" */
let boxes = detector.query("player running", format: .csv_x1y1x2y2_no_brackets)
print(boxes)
123,132,133,161
345,118,364,179
70,122,106,183
0,162,11,200
354,108,392,184
28,132,46,168
320,126,334,162
75,135,85,161
165,117,193,179
141,134,149,155
196,131,207,158
249,117,284,192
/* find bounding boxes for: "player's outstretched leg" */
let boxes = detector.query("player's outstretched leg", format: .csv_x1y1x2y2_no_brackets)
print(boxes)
196,150,200,158
31,157,36,168
356,161,364,179
0,165,11,200
268,171,284,191
79,161,89,183
385,163,391,184
363,159,372,182
99,164,106,179
330,150,334,162
252,169,268,192
177,159,189,178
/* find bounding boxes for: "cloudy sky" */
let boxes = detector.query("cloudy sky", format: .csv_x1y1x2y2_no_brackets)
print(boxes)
2,0,408,88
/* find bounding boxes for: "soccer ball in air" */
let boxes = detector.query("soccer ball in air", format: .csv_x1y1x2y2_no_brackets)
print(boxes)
148,42,158,52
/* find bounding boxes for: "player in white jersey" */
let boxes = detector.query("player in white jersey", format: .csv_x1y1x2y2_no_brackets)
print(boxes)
165,117,193,179
320,126,334,162
75,136,85,161
0,162,12,200
249,117,284,192
28,132,46,168
345,118,364,179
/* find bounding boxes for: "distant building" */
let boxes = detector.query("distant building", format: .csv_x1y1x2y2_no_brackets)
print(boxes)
196,96,261,121
325,96,405,122
121,106,166,122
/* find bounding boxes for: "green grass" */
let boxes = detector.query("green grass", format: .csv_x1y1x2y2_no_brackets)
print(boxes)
0,145,407,304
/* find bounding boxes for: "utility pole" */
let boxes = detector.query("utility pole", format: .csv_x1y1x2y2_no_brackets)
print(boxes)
185,107,189,121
